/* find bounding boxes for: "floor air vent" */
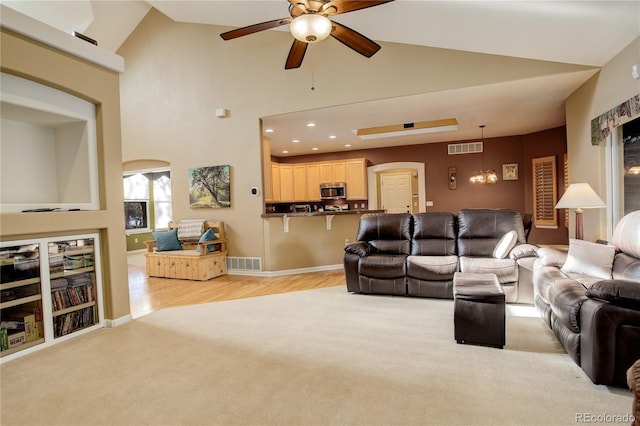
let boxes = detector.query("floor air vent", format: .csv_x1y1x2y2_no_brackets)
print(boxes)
227,256,262,272
448,141,483,155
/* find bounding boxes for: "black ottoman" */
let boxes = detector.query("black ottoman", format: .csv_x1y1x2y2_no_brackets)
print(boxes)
453,272,505,349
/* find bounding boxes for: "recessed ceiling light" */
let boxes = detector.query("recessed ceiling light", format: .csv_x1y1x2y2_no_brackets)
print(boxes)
312,147,319,151
264,128,274,133
329,135,337,139
282,150,288,154
345,144,351,147
306,122,316,127
292,139,300,143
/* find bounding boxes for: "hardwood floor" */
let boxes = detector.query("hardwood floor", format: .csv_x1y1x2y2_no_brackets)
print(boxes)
127,257,345,318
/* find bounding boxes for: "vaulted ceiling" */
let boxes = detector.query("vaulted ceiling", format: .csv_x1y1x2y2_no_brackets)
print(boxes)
4,1,639,155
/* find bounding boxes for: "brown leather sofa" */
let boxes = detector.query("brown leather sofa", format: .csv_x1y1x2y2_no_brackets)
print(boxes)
344,209,537,303
533,210,640,387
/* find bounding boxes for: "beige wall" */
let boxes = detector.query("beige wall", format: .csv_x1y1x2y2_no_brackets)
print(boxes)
0,29,129,320
118,9,597,271
566,37,640,241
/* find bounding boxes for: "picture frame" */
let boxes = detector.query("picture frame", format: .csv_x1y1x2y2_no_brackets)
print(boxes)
188,165,231,208
502,163,518,181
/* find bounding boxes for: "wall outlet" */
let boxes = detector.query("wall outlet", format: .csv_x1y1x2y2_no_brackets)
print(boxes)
426,201,434,207
134,238,138,243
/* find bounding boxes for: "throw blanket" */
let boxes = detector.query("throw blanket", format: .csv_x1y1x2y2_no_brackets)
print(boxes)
177,219,205,240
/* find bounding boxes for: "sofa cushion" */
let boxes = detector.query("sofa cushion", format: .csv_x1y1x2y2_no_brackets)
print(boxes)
536,247,568,268
612,253,640,281
411,212,457,256
407,255,458,280
548,278,589,333
586,279,640,310
356,213,412,255
561,239,615,280
152,228,183,251
459,256,518,283
457,209,526,257
493,230,518,259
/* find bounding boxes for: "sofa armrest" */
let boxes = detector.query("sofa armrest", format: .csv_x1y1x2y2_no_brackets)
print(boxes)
536,247,567,267
509,243,538,260
586,279,640,310
345,241,372,257
580,297,640,386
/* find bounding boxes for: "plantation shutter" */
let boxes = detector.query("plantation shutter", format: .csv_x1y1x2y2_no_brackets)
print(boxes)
532,155,558,228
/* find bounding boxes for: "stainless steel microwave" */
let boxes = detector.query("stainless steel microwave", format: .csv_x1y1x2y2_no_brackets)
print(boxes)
320,182,347,200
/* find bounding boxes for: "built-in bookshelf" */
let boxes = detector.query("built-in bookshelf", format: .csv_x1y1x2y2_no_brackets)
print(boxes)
0,234,103,360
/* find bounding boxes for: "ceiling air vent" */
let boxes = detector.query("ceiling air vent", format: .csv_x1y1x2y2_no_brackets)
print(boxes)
448,141,483,155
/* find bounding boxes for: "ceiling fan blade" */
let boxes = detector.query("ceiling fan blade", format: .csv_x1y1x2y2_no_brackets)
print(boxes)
220,17,292,40
285,39,308,69
330,21,381,58
322,0,394,16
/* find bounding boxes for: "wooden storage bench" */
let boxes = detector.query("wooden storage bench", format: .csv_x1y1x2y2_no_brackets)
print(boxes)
144,221,227,281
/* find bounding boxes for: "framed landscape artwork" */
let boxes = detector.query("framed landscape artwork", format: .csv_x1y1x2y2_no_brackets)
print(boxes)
188,165,231,208
502,163,518,181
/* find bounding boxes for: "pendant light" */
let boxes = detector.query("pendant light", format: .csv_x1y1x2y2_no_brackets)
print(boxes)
469,125,498,184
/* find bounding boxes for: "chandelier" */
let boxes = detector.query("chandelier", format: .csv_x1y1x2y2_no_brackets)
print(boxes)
469,125,498,184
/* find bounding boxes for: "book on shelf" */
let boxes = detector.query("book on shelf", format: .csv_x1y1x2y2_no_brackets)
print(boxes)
8,331,26,348
0,328,7,350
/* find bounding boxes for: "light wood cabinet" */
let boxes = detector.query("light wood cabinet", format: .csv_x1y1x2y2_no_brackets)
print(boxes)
279,164,295,202
293,165,307,201
271,163,281,202
269,158,367,203
306,164,321,201
345,159,367,199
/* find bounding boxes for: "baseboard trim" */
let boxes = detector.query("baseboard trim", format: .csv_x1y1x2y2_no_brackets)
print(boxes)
106,314,133,328
228,264,343,277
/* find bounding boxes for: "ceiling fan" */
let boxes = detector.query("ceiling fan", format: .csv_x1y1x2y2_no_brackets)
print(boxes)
220,0,395,69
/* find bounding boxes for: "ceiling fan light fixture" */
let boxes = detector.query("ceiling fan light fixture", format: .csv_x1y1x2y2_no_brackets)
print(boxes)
290,14,332,43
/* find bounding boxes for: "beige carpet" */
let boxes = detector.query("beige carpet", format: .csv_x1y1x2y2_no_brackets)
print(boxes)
1,286,632,425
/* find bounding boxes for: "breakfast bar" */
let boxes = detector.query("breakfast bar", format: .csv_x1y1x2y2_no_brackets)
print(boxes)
260,209,384,271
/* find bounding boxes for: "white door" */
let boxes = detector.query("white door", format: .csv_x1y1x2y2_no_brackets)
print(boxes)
380,171,413,213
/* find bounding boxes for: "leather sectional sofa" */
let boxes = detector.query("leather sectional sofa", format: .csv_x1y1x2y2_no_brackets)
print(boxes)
533,210,640,387
344,209,537,304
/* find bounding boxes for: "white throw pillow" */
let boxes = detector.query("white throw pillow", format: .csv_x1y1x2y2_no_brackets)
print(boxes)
561,239,616,279
493,230,518,259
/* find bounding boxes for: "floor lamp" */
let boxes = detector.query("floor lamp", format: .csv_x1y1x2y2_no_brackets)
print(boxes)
555,183,606,240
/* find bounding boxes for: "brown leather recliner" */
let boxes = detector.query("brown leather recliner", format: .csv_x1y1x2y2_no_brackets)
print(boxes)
457,209,528,303
344,213,412,295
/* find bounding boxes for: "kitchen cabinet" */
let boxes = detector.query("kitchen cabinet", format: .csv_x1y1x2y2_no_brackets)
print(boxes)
279,164,295,202
269,158,367,203
271,163,281,202
293,165,307,201
306,164,321,201
345,159,368,199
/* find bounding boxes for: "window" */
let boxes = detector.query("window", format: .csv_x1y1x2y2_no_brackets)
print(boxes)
532,155,558,228
123,171,172,232
123,173,150,231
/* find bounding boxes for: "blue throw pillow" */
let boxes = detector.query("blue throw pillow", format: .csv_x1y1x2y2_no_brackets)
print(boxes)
153,228,182,251
197,228,215,253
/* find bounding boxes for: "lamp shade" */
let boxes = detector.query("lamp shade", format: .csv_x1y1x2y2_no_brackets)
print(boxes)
555,183,605,210
290,14,332,43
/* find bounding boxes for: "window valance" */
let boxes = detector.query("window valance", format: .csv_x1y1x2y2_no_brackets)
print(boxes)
591,94,640,146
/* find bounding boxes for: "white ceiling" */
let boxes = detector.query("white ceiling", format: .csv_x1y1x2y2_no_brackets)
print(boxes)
5,1,640,156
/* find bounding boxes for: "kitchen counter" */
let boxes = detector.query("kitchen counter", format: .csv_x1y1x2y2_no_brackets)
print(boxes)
261,209,384,218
